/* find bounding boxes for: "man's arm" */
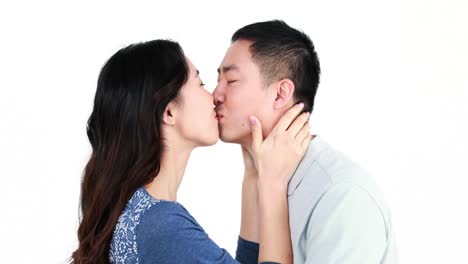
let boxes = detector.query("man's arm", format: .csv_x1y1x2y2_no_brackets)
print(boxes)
305,183,387,264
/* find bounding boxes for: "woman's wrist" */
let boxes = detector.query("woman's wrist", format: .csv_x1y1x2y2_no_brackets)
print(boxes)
257,177,288,198
257,171,288,192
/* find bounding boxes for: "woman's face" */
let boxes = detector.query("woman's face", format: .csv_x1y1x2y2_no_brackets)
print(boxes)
173,58,219,147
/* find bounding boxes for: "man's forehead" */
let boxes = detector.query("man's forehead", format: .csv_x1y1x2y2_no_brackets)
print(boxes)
217,64,239,74
218,41,256,75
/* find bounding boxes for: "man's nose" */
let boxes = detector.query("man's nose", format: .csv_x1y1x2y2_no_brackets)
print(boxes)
213,86,224,106
214,95,224,106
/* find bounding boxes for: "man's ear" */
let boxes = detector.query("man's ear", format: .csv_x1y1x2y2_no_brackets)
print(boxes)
273,79,295,109
162,102,177,126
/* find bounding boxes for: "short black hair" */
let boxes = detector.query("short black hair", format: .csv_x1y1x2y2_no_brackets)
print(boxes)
232,20,321,113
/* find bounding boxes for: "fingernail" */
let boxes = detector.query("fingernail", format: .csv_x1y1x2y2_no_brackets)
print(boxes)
306,112,310,117
298,102,304,108
249,116,256,125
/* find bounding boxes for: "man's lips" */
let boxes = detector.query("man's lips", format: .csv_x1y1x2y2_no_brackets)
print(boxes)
216,113,224,121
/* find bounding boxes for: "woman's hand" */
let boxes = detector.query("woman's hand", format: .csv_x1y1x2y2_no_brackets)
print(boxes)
249,102,312,189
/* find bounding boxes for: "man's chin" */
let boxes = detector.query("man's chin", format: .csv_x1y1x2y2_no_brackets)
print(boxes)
219,133,248,146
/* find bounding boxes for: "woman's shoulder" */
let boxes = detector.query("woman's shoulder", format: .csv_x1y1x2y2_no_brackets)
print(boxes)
113,187,188,241
136,191,202,238
134,191,234,263
133,187,201,236
110,187,192,263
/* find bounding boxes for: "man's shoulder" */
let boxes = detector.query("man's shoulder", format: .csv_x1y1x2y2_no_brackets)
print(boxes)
290,137,386,210
300,139,391,220
302,137,374,187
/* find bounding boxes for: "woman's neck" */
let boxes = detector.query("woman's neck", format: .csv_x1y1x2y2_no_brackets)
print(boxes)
144,141,193,202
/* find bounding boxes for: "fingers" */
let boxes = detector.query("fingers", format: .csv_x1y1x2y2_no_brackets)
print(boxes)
249,115,263,152
287,111,310,137
301,134,313,150
295,121,310,142
272,102,305,133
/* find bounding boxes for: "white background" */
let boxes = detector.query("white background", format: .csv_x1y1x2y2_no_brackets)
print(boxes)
1,0,467,263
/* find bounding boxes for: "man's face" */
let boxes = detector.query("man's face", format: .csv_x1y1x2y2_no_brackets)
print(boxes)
213,40,276,146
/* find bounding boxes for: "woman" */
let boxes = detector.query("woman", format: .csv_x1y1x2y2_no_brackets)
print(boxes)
71,39,310,263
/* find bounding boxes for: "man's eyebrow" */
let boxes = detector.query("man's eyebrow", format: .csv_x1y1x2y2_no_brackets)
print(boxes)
217,64,239,74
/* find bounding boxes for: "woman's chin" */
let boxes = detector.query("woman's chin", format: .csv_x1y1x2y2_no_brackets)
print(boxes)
194,135,219,147
205,136,219,146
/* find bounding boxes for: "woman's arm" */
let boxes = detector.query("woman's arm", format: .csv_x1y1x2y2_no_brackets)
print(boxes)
240,146,260,243
249,103,311,263
257,180,292,263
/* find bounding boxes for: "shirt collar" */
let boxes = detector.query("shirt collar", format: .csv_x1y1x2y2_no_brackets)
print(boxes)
287,135,329,196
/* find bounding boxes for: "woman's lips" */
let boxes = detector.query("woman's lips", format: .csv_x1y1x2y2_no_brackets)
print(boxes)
216,114,224,121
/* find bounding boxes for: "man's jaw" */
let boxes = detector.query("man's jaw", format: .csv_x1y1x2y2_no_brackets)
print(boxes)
219,131,252,148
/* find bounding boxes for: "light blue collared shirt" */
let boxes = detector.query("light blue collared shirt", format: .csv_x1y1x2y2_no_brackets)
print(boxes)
288,136,397,264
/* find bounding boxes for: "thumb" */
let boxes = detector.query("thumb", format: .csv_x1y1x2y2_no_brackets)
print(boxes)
249,115,263,152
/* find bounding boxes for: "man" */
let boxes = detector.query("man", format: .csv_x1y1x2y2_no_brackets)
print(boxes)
214,20,397,263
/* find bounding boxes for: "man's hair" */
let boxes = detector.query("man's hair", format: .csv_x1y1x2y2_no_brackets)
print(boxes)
232,20,321,113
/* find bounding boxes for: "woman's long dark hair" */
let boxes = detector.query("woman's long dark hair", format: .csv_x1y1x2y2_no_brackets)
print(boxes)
71,39,189,264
